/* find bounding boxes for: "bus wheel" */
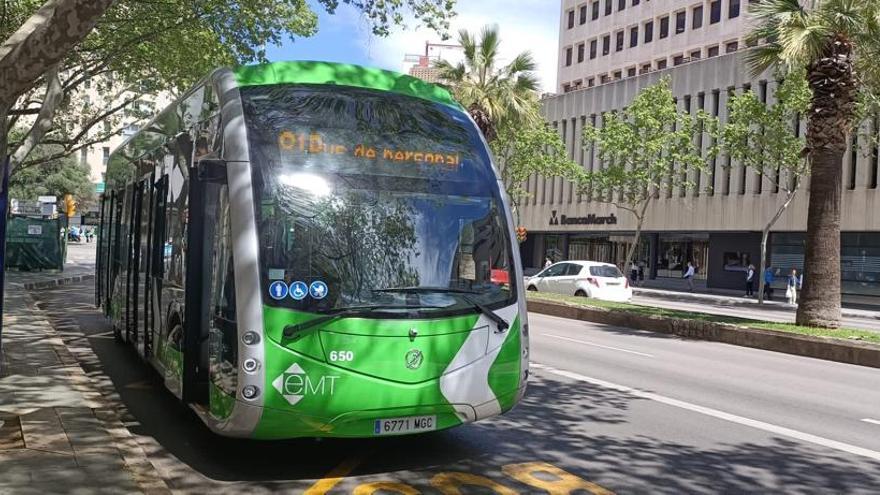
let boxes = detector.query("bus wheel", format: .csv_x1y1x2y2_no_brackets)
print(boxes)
527,285,537,292
574,290,587,297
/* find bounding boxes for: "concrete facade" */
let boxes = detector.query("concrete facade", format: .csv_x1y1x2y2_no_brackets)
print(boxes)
558,0,753,92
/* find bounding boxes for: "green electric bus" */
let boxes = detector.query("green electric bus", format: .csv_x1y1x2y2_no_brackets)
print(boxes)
96,61,528,439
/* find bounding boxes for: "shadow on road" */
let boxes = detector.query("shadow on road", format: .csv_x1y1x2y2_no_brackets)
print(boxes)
31,282,880,493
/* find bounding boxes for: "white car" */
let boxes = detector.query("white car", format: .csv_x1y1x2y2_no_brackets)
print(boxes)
525,261,632,302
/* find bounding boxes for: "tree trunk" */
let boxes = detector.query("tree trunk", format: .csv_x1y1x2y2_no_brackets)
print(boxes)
758,188,799,304
0,0,116,108
623,199,651,277
796,36,856,328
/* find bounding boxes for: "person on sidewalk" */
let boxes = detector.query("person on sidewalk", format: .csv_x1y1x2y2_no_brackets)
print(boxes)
630,261,639,286
683,261,696,292
764,265,775,301
638,261,645,285
745,264,755,297
786,268,799,305
544,257,553,269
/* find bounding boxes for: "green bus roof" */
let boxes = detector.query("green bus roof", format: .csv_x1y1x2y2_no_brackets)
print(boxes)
233,61,463,111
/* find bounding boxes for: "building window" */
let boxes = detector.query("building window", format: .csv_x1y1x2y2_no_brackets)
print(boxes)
592,1,600,20
726,41,739,53
630,26,639,47
616,30,624,51
618,0,625,11
580,4,588,24
627,67,637,77
632,0,640,5
659,16,669,39
80,147,88,166
645,21,654,43
710,0,721,24
640,63,652,74
603,35,611,55
578,43,586,63
565,47,573,66
563,83,572,93
673,55,685,66
102,147,110,166
587,77,595,87
657,59,668,70
600,74,610,84
707,45,720,57
613,70,622,80
590,39,598,59
729,0,740,19
568,10,575,29
605,0,612,16
691,49,702,59
693,5,704,29
676,11,686,34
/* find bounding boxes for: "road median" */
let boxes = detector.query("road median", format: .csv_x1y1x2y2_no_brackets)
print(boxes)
526,293,880,369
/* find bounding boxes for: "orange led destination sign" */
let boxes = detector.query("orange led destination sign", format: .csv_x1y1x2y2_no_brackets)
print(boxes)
278,130,460,169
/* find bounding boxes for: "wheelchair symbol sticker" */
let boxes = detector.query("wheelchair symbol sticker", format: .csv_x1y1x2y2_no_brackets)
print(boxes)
289,281,308,301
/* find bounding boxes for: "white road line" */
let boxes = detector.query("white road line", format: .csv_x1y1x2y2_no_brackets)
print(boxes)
862,419,880,426
541,333,655,358
532,363,880,463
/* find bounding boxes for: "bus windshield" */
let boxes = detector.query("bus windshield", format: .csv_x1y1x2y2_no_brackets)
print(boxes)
241,84,516,316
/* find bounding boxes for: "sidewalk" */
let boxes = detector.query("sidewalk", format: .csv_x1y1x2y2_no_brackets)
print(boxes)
633,285,880,321
1,270,168,492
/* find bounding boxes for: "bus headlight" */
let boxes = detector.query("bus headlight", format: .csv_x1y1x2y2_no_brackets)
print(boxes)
241,385,260,400
243,358,260,373
242,331,260,346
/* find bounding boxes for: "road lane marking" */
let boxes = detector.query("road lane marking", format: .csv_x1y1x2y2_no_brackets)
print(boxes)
862,419,880,426
304,456,362,495
532,363,880,463
541,334,655,358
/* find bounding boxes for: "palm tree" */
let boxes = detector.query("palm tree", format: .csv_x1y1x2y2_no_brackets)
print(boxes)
746,0,880,328
435,25,541,142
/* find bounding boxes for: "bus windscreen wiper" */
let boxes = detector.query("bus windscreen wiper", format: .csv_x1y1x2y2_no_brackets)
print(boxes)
373,287,509,331
282,304,441,339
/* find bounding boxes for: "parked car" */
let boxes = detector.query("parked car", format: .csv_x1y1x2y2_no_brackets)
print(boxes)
525,261,632,302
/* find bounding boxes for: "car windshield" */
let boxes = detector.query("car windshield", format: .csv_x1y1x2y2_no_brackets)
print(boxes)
241,84,516,316
589,265,623,278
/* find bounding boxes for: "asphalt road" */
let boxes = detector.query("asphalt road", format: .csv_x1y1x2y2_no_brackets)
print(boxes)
34,281,880,494
629,293,880,332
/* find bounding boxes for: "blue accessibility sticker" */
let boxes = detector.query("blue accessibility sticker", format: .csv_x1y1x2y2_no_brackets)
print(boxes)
289,281,308,301
309,281,329,300
268,281,288,300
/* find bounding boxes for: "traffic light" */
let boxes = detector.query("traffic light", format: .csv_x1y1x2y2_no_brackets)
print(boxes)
63,194,76,217
515,226,527,243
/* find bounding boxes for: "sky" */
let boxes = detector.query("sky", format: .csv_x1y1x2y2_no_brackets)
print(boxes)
265,0,561,92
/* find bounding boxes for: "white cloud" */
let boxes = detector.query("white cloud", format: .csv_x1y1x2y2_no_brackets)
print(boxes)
345,0,560,92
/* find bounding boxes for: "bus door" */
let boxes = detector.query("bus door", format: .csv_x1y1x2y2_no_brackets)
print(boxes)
182,159,225,405
96,194,106,307
141,174,155,358
148,176,169,361
130,179,148,355
126,182,143,344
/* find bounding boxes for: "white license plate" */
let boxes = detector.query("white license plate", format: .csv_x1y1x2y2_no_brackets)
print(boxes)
373,415,436,435
606,281,620,286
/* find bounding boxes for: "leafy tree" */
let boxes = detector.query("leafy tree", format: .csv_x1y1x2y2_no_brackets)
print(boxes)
722,71,812,303
746,0,880,328
490,119,581,224
435,25,540,142
8,146,94,205
576,77,719,273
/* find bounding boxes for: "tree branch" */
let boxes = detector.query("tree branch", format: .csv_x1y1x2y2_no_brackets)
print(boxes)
10,65,63,172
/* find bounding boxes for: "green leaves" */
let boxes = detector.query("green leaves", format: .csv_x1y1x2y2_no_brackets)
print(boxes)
576,77,718,211
721,71,811,192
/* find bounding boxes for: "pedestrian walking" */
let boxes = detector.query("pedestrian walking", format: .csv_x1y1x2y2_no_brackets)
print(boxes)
763,265,775,300
544,257,553,269
786,268,799,305
638,261,645,285
630,261,639,286
683,261,696,292
745,264,755,297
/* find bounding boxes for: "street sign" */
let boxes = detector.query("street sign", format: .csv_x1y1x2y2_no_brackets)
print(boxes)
37,195,57,204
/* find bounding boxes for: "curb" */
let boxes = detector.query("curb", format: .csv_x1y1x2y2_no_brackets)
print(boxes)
20,273,95,291
632,288,880,321
527,299,880,369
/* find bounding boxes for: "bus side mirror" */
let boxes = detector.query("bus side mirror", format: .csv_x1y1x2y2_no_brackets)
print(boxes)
197,159,226,183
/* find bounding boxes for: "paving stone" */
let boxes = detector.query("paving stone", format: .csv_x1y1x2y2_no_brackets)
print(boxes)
20,408,74,455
